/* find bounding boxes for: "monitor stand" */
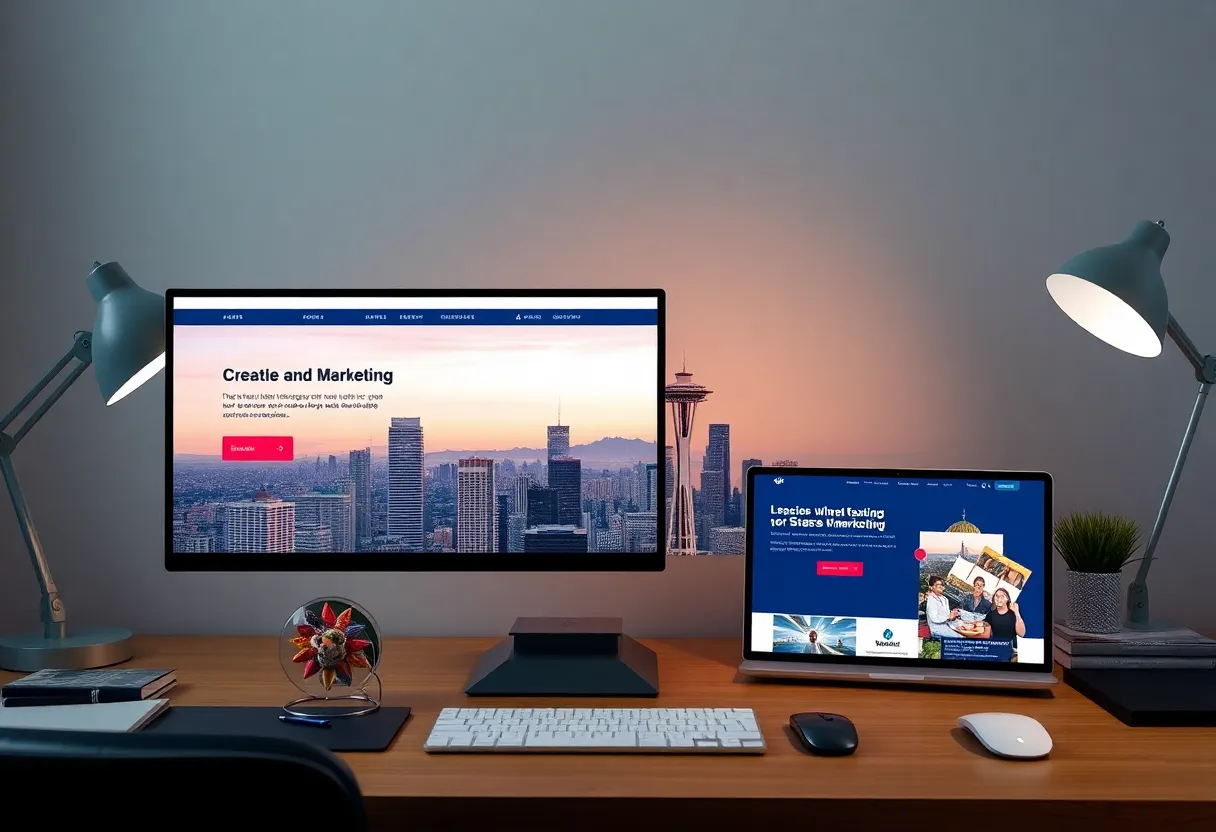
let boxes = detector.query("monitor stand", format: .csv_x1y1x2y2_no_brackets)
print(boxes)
465,616,659,696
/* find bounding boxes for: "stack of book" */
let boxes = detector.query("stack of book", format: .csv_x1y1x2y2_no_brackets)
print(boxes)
1053,622,1216,669
1,668,176,707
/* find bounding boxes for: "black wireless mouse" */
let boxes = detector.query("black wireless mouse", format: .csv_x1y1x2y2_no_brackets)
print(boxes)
790,712,858,756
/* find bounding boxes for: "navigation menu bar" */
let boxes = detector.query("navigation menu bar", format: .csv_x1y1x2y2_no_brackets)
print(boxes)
174,309,658,326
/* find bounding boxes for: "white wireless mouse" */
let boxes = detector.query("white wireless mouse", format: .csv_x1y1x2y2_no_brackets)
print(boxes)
957,712,1052,760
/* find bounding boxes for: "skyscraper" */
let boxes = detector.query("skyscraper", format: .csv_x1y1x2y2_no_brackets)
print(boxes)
547,425,570,460
706,424,731,524
665,366,712,554
295,522,333,553
496,494,511,555
348,448,372,547
293,491,355,552
740,458,763,522
456,457,496,552
526,487,559,527
664,445,674,527
645,463,658,513
507,513,527,552
547,457,582,526
699,468,724,547
223,494,294,553
387,418,424,550
624,511,658,553
512,474,533,516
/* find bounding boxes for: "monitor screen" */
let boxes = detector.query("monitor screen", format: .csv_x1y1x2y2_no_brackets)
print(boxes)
166,289,665,571
745,469,1051,671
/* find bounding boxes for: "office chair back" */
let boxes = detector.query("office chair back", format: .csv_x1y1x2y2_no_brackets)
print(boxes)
0,727,367,829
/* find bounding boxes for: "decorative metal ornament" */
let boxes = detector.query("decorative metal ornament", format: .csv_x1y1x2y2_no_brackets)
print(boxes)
280,597,382,718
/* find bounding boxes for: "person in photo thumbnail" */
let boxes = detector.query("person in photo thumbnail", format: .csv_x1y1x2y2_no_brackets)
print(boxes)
1003,568,1025,589
980,588,1024,641
925,577,963,638
961,575,992,615
772,615,857,655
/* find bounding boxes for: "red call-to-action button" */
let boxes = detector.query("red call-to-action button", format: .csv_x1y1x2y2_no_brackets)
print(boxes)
817,561,864,577
222,436,294,462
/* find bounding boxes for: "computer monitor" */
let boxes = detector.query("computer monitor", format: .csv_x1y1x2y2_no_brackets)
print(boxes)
740,468,1056,689
165,289,665,573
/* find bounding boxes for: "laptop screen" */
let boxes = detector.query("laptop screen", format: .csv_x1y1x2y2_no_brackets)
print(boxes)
747,470,1050,668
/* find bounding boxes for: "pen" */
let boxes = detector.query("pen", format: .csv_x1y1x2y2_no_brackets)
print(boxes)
279,714,331,728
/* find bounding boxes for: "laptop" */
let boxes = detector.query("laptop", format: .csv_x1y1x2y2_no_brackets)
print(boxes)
739,468,1057,689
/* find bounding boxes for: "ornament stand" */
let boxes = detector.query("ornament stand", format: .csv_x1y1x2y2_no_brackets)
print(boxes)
282,670,382,718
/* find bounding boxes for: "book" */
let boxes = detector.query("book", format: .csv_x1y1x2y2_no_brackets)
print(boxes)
0,698,170,732
1053,622,1216,657
1,668,176,707
1056,650,1216,670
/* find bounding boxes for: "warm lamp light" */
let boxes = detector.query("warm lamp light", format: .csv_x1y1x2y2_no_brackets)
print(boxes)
1047,222,1216,628
0,262,165,670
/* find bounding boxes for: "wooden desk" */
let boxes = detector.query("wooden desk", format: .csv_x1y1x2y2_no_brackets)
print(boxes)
5,636,1214,829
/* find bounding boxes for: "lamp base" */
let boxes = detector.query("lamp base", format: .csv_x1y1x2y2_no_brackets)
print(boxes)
0,628,133,672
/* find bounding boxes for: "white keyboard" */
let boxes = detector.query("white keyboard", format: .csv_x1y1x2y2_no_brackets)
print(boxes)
423,706,766,753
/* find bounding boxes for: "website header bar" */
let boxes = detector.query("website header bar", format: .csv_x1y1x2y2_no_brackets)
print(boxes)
172,296,658,310
173,308,657,326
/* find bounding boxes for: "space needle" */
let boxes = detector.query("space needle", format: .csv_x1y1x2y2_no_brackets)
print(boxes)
665,359,712,555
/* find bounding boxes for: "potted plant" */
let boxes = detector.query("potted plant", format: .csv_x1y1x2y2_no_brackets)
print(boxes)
1053,511,1141,633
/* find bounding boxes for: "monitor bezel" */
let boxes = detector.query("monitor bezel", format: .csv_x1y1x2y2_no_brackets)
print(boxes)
165,287,666,572
743,467,1054,674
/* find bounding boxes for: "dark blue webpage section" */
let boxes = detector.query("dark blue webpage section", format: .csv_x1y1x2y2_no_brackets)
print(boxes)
750,474,1046,640
173,309,657,326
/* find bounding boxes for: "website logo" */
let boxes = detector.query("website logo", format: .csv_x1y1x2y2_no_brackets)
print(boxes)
773,477,784,485
875,625,901,648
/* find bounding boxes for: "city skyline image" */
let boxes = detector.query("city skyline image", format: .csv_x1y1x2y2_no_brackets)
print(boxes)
172,325,658,457
170,318,663,557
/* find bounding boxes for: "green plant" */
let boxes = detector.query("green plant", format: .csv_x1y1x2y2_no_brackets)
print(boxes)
919,640,941,659
1053,511,1141,573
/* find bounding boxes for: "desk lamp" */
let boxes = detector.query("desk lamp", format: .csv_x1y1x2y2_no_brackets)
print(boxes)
1047,220,1216,629
0,262,165,671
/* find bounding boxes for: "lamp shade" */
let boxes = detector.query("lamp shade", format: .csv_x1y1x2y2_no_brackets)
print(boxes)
86,262,166,405
1045,220,1170,358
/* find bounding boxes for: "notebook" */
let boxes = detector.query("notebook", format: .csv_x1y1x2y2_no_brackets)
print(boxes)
0,698,170,732
2,668,176,707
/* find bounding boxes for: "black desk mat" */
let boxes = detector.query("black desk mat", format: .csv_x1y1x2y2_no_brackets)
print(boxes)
1066,668,1216,726
145,705,411,751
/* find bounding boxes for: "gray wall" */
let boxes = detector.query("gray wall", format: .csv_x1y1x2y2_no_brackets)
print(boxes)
2,1,1215,638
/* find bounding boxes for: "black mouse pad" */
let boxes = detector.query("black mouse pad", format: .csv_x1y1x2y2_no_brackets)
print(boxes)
144,706,411,751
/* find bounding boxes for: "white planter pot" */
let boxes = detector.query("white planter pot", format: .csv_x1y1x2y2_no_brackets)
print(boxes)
1066,571,1123,633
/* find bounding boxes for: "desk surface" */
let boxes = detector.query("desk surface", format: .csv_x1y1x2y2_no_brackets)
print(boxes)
6,636,1215,829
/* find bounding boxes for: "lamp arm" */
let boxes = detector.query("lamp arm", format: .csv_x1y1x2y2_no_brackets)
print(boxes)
1125,317,1216,627
0,331,94,640
1166,315,1209,379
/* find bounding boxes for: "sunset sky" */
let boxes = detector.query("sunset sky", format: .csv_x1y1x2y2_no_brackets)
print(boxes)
172,325,658,456
919,531,1005,557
